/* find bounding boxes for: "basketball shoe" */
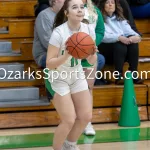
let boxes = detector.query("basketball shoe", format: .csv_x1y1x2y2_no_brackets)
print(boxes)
83,122,96,136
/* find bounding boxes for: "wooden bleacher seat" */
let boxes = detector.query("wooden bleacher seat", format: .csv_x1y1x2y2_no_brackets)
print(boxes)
0,41,34,62
0,18,34,38
139,38,150,56
135,19,150,34
0,82,148,128
0,0,37,17
0,76,44,88
0,106,147,128
0,18,8,28
7,38,33,50
93,84,147,107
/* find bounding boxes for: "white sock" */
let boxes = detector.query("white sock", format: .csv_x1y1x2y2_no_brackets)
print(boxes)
65,140,77,146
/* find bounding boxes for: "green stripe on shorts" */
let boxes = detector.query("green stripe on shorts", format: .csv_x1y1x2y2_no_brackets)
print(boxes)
44,68,55,96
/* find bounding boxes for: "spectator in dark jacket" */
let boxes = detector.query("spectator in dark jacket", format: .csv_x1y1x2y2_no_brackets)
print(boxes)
127,0,150,18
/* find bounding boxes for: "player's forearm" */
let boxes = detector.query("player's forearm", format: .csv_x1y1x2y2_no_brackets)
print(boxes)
46,55,68,69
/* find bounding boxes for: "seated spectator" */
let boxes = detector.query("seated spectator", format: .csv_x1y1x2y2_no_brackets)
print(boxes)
127,0,150,18
35,0,49,17
98,0,144,84
32,0,65,101
93,0,141,35
33,0,65,68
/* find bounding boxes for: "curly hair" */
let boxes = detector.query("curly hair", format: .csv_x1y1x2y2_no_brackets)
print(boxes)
98,0,125,22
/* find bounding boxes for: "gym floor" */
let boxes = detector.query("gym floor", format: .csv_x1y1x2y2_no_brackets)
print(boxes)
0,121,150,150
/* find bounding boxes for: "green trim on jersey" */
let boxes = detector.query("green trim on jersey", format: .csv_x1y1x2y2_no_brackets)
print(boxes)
71,57,78,67
44,68,55,96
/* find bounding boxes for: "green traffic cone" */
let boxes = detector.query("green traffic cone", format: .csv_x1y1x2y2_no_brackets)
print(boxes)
118,72,140,127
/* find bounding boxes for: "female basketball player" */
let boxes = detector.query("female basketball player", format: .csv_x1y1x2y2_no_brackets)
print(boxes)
46,0,97,149
81,0,105,135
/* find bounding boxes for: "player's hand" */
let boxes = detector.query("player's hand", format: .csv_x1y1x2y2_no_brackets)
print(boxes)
129,36,141,43
118,36,131,45
91,46,98,55
64,38,71,57
64,49,71,59
94,46,99,52
86,51,97,65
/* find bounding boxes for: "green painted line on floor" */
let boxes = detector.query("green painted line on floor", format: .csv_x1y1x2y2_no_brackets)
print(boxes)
0,127,150,149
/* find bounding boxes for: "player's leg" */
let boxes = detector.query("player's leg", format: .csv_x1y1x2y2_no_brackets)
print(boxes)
47,73,77,150
67,89,92,141
64,76,93,141
52,93,76,150
83,65,96,135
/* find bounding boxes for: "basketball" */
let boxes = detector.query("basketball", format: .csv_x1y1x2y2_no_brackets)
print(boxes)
66,32,95,59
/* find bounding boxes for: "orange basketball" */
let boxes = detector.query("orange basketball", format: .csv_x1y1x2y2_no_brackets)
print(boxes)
66,32,95,59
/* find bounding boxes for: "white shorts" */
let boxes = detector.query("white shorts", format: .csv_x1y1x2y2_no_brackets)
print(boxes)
48,65,88,96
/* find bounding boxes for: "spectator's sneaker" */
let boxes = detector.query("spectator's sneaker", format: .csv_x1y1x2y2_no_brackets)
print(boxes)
83,122,96,136
62,141,80,150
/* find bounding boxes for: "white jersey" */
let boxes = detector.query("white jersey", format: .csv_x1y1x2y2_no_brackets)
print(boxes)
49,22,95,71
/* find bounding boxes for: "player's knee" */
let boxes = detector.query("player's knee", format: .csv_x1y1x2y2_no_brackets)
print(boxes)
62,117,76,130
78,112,92,123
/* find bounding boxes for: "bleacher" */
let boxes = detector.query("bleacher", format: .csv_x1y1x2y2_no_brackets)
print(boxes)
0,0,149,129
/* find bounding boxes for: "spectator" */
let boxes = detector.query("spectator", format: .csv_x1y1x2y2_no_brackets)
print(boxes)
33,0,64,68
98,0,144,84
93,0,141,34
32,0,65,101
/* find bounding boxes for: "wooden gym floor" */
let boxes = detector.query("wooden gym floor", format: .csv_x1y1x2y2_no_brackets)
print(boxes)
0,121,150,150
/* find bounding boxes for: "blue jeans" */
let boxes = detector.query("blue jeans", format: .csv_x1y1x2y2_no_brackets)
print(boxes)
97,53,105,71
130,3,150,18
39,54,53,101
39,54,46,69
94,53,106,85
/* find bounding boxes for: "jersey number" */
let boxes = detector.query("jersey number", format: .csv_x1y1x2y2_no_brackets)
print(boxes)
62,50,78,67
